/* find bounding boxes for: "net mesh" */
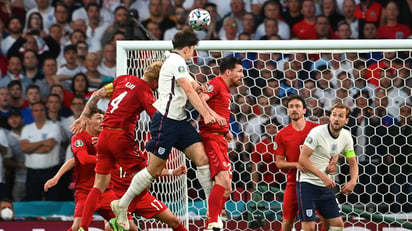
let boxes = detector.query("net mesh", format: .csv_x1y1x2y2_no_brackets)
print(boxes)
124,44,411,230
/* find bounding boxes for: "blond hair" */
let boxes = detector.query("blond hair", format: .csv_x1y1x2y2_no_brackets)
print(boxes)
144,61,163,81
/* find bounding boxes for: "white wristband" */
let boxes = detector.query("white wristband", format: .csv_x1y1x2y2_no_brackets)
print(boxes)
168,169,174,176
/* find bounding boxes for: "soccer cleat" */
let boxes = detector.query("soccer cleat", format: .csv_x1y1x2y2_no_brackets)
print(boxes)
217,216,223,228
111,200,129,230
78,228,85,231
109,218,124,231
205,222,222,231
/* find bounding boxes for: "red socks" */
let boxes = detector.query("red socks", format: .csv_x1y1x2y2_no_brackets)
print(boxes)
80,187,102,229
208,184,226,223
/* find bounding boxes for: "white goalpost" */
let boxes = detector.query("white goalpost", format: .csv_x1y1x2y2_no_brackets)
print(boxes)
117,39,412,231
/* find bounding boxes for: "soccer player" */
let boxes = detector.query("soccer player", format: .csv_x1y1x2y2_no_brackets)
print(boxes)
275,95,336,231
297,103,359,231
198,56,244,230
111,30,216,230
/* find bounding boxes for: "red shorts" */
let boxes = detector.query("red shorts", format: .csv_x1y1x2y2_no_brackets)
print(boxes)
282,183,298,220
96,128,147,175
74,189,117,221
128,191,168,219
201,133,232,179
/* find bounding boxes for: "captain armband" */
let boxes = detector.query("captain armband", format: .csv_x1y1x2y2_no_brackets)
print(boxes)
343,149,356,158
103,83,114,94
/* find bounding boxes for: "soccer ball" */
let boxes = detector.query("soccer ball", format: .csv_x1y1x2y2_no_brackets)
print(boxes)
188,8,211,31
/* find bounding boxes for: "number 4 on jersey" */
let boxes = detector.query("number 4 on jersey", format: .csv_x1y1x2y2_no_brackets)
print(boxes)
110,91,128,113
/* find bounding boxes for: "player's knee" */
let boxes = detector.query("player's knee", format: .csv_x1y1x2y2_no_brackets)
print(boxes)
166,216,181,228
328,226,343,231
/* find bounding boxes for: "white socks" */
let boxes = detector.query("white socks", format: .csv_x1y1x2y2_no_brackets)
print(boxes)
119,168,154,208
197,165,213,199
329,226,344,231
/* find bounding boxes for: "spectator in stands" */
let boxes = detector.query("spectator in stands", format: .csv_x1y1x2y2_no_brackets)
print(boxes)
354,0,382,25
7,80,28,109
75,41,88,67
0,0,25,29
85,3,110,45
249,117,284,228
57,44,83,90
299,79,317,98
71,0,112,24
282,0,303,29
258,18,278,40
244,95,273,144
5,108,26,201
142,0,176,40
146,21,163,40
204,2,221,40
279,61,303,98
48,24,65,64
70,73,92,100
342,0,360,38
49,84,72,117
220,0,247,34
292,0,317,39
61,95,85,142
312,64,336,111
24,12,45,36
54,3,72,36
25,0,55,31
240,12,257,39
352,59,376,98
256,0,290,39
335,71,355,108
321,0,344,31
21,85,41,125
361,21,378,39
373,89,396,126
69,27,101,53
23,49,44,82
97,43,116,79
35,57,59,100
0,198,14,220
0,87,11,129
0,55,32,91
20,101,62,201
219,17,238,40
83,53,113,90
315,15,336,39
377,1,411,39
335,21,352,39
0,16,23,56
305,96,325,123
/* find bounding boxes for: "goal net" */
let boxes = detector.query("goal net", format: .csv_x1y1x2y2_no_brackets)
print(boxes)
117,39,412,230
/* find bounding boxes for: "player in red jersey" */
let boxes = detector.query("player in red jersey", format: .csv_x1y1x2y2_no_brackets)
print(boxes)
198,57,244,231
71,61,187,231
44,108,127,231
275,95,337,231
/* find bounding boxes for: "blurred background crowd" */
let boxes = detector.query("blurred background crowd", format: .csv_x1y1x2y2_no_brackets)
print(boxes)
0,0,411,220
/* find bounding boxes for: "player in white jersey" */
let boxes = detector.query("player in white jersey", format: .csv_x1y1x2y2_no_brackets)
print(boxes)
111,30,217,230
297,103,358,231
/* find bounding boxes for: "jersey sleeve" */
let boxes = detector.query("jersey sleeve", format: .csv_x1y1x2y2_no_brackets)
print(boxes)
142,90,157,118
274,132,285,157
172,59,192,81
205,78,219,99
343,130,356,158
303,129,318,150
71,134,88,157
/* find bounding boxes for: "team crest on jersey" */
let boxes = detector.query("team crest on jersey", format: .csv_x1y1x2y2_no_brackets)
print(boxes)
331,144,337,153
207,84,214,92
158,147,165,155
178,66,185,73
306,136,313,144
74,140,84,147
273,142,278,150
306,209,313,217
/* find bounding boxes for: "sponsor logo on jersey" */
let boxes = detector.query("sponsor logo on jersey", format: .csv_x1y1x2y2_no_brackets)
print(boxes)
305,136,313,144
178,66,185,73
75,140,84,147
207,84,214,92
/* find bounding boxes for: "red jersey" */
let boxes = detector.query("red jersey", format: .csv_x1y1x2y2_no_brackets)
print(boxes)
274,121,319,184
199,76,231,134
251,138,286,184
377,24,411,39
71,131,97,193
102,75,157,134
354,2,382,23
292,19,316,39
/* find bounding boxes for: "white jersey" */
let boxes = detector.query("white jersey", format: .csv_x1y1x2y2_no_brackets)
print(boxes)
297,124,354,187
153,52,193,121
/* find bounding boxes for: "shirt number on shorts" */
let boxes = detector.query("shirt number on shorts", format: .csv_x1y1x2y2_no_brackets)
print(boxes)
151,198,164,211
110,91,128,113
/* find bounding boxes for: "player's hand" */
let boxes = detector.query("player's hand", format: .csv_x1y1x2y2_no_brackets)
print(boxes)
195,84,208,94
321,175,335,188
71,116,87,134
214,114,227,127
296,163,306,173
91,137,98,148
173,165,187,176
341,181,356,195
326,160,337,174
225,131,233,142
44,177,58,192
204,114,216,125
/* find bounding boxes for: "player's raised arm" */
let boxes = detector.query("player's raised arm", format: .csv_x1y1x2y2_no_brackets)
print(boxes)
44,158,75,192
70,83,114,134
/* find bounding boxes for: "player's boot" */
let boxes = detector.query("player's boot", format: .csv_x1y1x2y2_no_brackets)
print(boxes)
78,228,85,231
205,222,222,231
111,200,129,230
109,218,124,231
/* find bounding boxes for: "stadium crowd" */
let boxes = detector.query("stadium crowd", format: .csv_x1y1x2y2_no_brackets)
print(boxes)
0,0,411,224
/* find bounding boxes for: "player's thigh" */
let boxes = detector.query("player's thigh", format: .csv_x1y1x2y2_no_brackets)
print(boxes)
73,191,88,218
315,191,341,220
202,134,232,179
296,182,317,222
282,184,298,220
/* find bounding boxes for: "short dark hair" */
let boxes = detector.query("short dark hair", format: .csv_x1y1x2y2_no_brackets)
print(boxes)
25,84,40,95
172,30,199,50
330,103,351,118
219,56,242,74
286,95,307,109
88,108,104,118
7,80,22,89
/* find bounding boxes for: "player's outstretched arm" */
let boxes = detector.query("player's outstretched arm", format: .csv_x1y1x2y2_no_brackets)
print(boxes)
199,92,227,127
71,83,113,134
44,158,75,192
